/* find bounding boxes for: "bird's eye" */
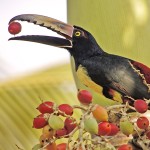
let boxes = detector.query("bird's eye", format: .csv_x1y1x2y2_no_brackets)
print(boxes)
75,31,81,37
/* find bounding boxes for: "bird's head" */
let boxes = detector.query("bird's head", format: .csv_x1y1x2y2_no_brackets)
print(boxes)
9,14,103,61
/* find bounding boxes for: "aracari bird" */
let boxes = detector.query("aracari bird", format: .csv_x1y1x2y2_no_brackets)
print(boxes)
9,14,150,104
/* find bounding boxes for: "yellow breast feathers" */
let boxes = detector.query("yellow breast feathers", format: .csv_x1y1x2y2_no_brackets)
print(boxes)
76,65,103,94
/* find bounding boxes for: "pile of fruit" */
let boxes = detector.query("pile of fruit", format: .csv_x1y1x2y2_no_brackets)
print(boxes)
31,90,150,150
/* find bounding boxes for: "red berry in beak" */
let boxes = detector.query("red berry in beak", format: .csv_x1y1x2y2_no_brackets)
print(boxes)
8,22,22,35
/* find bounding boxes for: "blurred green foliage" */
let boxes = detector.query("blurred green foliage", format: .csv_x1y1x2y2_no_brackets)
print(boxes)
68,0,150,63
0,64,79,150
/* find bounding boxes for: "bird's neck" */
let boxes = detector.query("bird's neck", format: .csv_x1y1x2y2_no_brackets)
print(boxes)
70,44,105,68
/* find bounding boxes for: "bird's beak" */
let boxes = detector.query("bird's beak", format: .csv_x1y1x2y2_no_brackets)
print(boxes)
8,14,73,48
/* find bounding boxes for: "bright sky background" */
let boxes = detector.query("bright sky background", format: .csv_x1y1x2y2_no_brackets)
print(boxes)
0,0,68,80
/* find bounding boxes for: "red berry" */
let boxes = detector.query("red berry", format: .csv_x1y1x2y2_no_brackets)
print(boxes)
55,128,67,138
136,116,149,129
37,101,54,114
77,90,92,104
134,100,148,113
56,143,67,150
33,114,48,129
58,104,73,116
146,130,150,139
8,22,22,35
64,118,77,134
98,122,111,136
108,123,119,136
117,144,133,150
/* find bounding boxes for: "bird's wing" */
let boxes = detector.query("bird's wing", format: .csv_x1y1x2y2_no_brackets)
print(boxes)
130,61,150,84
81,54,150,100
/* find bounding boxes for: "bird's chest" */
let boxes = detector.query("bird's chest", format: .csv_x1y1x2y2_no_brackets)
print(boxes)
76,65,123,103
76,65,103,94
